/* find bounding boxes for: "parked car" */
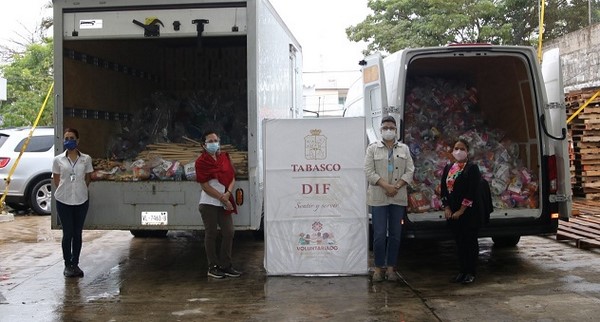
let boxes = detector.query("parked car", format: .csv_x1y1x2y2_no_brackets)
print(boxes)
0,127,54,215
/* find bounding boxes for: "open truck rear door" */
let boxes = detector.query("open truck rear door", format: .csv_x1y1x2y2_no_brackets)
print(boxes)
361,53,388,143
541,48,571,220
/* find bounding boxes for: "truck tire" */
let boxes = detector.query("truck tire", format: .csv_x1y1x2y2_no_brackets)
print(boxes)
130,230,168,238
29,178,52,216
492,236,520,247
253,216,265,241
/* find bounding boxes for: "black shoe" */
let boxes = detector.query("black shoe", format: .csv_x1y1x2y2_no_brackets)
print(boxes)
451,273,465,283
207,265,226,279
63,265,78,278
461,274,475,284
73,265,84,277
220,265,242,278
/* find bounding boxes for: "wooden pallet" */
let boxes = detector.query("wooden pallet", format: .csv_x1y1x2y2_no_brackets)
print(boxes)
555,199,600,248
557,216,600,249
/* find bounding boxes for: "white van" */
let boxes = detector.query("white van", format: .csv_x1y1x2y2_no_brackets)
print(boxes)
0,127,54,215
344,45,571,246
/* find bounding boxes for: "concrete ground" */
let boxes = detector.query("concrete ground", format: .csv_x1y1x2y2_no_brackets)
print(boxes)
2,214,600,321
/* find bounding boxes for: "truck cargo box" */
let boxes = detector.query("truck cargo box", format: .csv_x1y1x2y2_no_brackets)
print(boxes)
51,0,303,234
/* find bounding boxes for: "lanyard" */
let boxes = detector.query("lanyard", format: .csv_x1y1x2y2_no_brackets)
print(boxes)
387,146,394,173
67,155,80,182
68,155,80,172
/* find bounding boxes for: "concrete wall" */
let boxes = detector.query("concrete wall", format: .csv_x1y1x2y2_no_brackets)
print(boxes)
544,23,600,92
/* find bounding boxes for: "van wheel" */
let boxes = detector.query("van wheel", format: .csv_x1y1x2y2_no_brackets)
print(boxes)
130,230,168,238
29,178,52,216
492,236,521,247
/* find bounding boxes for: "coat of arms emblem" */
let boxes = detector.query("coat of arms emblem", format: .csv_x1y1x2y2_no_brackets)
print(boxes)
305,129,326,160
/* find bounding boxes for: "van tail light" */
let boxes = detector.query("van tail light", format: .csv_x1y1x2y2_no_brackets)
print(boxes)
235,188,244,206
547,155,557,194
0,158,10,168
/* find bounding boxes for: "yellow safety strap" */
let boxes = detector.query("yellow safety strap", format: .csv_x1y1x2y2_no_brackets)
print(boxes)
0,82,54,211
537,0,546,63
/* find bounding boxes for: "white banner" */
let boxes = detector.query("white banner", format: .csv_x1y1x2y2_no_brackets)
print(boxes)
263,117,367,275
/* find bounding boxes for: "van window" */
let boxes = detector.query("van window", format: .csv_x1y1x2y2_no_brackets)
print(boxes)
14,135,54,152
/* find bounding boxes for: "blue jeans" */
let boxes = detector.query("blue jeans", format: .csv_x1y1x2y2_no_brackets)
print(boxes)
371,204,405,267
56,200,89,266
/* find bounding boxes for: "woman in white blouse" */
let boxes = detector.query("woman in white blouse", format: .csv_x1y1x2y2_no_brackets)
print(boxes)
52,128,94,278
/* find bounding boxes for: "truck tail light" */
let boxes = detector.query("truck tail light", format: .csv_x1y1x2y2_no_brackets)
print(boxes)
547,155,557,194
235,188,243,206
0,157,10,168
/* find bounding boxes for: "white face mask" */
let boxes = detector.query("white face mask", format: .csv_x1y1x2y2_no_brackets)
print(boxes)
381,129,396,141
452,149,468,161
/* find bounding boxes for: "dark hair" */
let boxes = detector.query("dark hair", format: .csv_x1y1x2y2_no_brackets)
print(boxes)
202,130,218,142
64,128,79,139
456,138,470,151
381,115,396,125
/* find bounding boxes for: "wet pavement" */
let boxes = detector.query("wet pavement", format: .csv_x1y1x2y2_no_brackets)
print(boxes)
2,214,600,321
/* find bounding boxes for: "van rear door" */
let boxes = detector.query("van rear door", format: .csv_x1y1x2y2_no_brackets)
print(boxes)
361,53,388,143
541,48,571,219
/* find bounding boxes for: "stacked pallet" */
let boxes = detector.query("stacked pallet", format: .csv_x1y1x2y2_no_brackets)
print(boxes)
566,87,600,200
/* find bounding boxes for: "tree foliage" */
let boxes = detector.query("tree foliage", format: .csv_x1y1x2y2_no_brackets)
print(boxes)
0,38,54,127
0,1,53,128
347,0,600,54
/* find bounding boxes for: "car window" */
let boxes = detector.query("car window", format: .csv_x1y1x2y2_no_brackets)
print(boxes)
0,134,9,148
14,135,54,152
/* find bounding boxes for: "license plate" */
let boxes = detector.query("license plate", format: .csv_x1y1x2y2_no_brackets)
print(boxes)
141,211,168,225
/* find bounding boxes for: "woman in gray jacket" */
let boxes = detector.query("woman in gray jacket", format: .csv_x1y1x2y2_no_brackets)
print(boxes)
364,116,415,282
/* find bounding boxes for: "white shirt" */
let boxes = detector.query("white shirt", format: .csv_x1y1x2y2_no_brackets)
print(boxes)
52,151,94,205
199,178,226,207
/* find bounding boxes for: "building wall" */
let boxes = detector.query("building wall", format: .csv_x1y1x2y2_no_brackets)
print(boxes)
302,70,360,117
544,23,600,92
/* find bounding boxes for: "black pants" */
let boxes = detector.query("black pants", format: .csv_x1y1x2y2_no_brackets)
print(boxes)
56,200,89,266
452,225,479,275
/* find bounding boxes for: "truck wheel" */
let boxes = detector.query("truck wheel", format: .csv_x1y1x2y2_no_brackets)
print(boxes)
29,178,52,216
492,236,520,247
253,216,265,241
130,230,168,238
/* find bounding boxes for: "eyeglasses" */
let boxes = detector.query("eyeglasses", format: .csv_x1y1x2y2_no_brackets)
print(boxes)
381,127,396,131
205,140,219,143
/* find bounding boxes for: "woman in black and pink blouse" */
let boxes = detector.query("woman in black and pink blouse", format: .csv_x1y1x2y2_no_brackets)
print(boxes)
441,138,483,285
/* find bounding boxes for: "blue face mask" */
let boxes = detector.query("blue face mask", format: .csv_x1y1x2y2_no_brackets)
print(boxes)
205,142,219,154
64,139,77,150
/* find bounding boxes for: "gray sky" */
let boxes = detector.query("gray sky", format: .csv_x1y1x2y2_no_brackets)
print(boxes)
270,0,370,72
0,0,370,72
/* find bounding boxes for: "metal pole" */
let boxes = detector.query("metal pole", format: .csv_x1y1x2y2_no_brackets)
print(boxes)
589,0,592,26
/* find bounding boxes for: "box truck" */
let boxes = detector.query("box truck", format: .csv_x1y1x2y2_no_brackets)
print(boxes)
51,0,302,236
344,45,571,246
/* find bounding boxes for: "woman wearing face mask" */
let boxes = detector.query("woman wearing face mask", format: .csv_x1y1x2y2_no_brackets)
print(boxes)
195,130,240,279
52,128,94,278
440,138,483,285
364,116,415,282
